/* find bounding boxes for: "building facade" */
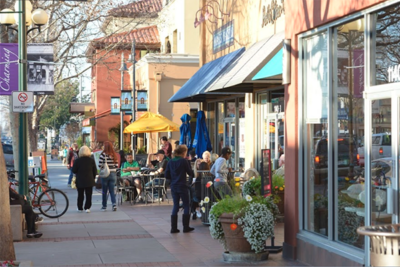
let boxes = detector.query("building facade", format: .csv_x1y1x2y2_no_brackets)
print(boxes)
285,0,400,265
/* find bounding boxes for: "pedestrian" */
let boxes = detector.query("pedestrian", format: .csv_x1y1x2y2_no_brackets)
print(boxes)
98,141,119,211
72,146,97,213
9,187,43,238
210,147,233,198
62,146,68,165
165,145,195,233
66,143,79,187
160,136,172,158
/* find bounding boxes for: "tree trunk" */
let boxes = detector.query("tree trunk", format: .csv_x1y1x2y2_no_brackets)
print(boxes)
0,142,16,260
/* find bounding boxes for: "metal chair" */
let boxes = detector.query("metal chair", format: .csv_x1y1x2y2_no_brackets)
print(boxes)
144,174,169,204
115,177,136,205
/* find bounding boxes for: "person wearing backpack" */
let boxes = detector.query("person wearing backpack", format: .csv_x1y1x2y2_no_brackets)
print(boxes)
67,143,79,187
98,141,119,211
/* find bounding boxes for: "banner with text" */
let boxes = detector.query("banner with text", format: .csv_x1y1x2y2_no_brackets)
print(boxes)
0,43,18,95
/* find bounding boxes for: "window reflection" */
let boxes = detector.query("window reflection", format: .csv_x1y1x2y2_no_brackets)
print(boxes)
374,4,400,85
335,18,365,248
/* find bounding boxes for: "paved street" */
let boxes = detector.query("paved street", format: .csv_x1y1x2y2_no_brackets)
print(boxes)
14,160,302,267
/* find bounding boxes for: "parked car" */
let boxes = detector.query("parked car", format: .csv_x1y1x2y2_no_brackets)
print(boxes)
357,133,391,167
313,138,356,176
1,142,14,168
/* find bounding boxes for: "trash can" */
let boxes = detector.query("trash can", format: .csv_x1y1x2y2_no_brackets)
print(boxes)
199,171,215,225
357,224,400,266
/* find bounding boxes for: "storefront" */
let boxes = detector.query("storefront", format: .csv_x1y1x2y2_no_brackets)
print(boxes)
170,0,286,172
286,0,400,265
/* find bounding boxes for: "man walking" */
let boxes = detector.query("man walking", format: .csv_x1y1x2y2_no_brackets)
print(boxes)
67,143,79,187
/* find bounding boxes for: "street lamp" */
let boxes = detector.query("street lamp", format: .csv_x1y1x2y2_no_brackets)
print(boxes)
119,53,128,151
0,1,49,35
128,41,137,156
0,1,49,197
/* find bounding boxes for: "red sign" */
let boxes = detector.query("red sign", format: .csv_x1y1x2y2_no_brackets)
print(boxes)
18,93,28,102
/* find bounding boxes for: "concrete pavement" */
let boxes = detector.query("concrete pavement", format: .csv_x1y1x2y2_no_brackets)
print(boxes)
13,160,303,267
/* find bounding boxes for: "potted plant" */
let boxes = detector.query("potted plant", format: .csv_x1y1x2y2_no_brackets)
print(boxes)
204,177,279,261
272,173,285,214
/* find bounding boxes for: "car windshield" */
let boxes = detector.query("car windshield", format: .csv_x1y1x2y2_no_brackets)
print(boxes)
316,139,349,154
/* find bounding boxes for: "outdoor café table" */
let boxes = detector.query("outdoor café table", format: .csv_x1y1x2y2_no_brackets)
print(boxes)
141,173,162,204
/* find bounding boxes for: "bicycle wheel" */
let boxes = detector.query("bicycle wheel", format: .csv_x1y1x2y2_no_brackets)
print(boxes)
38,189,69,218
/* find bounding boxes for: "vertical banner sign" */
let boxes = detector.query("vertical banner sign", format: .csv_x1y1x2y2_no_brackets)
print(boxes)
111,97,120,114
27,44,55,95
120,90,132,111
261,149,272,197
0,43,19,95
137,90,148,111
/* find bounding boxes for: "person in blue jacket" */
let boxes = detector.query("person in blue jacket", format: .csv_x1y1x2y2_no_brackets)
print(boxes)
165,145,194,233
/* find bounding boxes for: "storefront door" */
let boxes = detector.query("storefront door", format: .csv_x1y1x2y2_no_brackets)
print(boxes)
364,91,399,226
223,117,236,169
266,113,284,169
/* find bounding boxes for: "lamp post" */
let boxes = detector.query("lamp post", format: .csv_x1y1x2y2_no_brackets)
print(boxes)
0,1,49,196
130,40,136,156
119,53,128,151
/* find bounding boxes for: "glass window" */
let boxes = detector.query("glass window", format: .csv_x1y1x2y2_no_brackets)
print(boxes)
303,31,329,236
207,103,216,153
334,18,365,248
373,3,400,85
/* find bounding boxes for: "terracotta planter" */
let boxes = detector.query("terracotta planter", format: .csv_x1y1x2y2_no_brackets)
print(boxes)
219,213,252,253
275,191,285,214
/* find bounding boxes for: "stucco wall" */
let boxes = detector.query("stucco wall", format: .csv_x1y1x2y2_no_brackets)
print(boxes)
134,58,199,153
284,0,385,260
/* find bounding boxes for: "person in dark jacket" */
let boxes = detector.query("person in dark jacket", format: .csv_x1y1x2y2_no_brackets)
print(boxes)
72,145,97,213
9,188,42,238
165,145,194,233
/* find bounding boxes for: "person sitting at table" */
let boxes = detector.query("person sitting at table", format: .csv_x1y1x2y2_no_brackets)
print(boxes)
121,153,142,202
146,150,168,177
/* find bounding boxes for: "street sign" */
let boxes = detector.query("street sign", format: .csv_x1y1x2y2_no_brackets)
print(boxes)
12,91,34,113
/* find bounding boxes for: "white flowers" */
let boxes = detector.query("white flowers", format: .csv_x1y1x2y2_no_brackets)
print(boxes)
201,207,206,213
200,200,204,206
245,195,252,202
204,197,210,203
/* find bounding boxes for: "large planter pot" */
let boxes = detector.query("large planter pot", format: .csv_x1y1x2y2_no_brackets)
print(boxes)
219,213,252,253
0,261,33,267
219,213,269,262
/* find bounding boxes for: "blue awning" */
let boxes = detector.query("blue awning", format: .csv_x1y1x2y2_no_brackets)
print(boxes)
168,48,245,102
252,48,283,80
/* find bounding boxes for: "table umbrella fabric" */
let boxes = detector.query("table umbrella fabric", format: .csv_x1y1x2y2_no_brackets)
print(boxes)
179,113,192,150
192,110,212,158
123,111,180,134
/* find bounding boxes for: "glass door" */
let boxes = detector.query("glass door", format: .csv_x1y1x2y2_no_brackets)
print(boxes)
224,117,236,169
364,92,398,227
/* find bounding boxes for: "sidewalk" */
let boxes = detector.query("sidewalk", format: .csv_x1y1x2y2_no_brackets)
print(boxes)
14,160,303,267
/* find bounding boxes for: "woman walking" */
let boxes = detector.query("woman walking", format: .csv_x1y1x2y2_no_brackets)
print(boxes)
165,145,194,233
98,141,119,211
72,146,97,213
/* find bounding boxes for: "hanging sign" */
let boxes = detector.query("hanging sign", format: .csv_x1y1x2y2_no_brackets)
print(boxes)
0,43,18,96
137,90,148,111
111,97,120,115
12,91,34,113
27,44,55,95
120,90,132,111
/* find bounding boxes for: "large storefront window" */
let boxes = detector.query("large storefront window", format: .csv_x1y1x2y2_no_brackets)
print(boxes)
335,18,365,248
373,3,400,85
303,31,329,236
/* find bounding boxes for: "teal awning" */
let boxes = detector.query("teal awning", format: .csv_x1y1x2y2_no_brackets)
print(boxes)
252,48,283,81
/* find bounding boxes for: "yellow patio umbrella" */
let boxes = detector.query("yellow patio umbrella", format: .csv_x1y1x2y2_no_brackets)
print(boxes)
123,111,180,134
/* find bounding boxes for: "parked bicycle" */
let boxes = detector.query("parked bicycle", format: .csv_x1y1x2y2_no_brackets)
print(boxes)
8,170,69,218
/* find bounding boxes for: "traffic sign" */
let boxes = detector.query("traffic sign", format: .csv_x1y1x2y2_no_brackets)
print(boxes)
12,91,34,113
